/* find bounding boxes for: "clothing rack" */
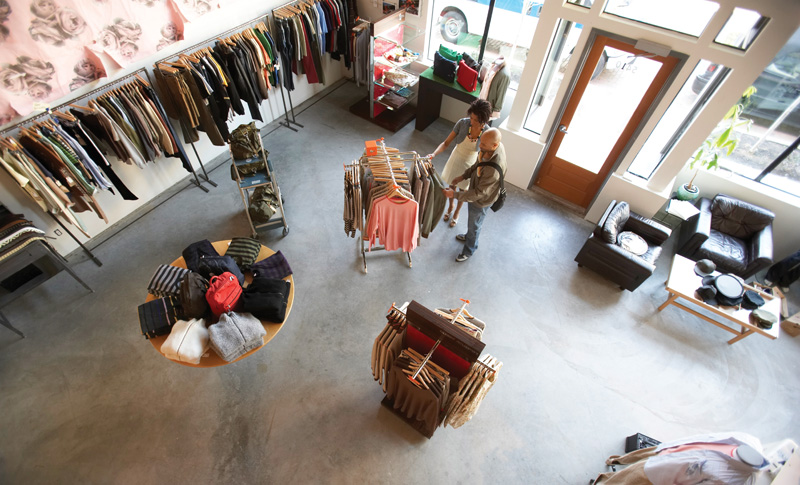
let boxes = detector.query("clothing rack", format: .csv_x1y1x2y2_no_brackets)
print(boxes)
0,67,161,267
346,140,423,273
270,0,312,132
378,300,490,438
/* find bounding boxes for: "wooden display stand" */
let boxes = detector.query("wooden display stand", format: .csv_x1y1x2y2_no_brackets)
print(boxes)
144,240,294,367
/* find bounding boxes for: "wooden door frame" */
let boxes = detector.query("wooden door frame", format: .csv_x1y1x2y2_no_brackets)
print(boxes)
529,29,686,212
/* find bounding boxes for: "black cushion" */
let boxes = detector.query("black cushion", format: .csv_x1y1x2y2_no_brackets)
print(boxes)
710,194,775,239
696,230,748,274
602,202,630,244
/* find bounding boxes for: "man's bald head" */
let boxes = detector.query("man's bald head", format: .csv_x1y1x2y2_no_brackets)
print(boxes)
479,127,501,152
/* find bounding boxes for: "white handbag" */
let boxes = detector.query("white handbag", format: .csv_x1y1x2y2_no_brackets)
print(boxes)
160,318,209,364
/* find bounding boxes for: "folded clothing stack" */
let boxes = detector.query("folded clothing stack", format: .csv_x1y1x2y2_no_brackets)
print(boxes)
209,312,266,362
161,318,209,364
147,264,191,298
242,276,292,323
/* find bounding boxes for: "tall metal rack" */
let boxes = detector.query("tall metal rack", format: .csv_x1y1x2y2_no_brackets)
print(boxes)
0,67,171,267
347,139,424,273
270,0,310,133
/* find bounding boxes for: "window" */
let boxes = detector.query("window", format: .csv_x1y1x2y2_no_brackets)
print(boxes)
714,7,767,50
565,0,592,7
603,0,719,37
708,27,800,197
425,0,541,91
523,19,583,134
627,60,729,179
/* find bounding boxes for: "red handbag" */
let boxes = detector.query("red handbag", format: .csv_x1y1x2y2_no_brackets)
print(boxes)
206,272,242,316
457,60,478,92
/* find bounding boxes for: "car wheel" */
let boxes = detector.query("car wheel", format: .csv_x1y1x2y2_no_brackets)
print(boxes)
440,11,466,44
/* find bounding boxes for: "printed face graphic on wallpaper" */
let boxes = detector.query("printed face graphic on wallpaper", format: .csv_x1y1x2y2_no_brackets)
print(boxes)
28,0,88,46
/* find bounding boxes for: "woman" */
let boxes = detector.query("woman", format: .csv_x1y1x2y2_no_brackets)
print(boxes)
428,99,492,227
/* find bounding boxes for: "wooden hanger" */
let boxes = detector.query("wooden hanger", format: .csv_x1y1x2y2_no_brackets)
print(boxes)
154,62,178,73
68,103,92,112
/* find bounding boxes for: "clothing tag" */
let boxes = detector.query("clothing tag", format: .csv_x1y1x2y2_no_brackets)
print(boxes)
33,102,51,110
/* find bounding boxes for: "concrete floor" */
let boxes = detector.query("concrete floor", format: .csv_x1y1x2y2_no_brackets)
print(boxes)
1,81,798,484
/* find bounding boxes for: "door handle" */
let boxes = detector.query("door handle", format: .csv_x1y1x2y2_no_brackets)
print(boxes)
558,124,568,134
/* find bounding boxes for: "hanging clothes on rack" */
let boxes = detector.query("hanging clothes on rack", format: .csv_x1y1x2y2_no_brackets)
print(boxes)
362,156,419,253
443,355,501,429
409,156,446,238
373,300,501,438
371,303,408,390
0,136,91,237
343,163,362,237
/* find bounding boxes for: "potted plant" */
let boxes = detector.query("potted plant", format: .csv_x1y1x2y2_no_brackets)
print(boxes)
677,86,757,201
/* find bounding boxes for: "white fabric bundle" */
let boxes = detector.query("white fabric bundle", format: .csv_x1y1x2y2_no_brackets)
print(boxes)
160,318,209,364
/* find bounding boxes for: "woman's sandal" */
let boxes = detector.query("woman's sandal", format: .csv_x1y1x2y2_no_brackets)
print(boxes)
443,211,452,222
449,217,458,228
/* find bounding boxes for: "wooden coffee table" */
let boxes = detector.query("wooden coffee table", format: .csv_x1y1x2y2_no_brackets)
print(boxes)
658,254,780,344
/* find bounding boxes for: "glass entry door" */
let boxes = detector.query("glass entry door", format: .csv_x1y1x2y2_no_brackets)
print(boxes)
534,35,679,208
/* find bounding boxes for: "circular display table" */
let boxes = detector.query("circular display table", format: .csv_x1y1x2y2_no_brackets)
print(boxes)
145,240,294,367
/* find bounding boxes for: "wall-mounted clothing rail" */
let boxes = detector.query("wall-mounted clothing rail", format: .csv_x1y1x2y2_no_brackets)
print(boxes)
0,67,158,267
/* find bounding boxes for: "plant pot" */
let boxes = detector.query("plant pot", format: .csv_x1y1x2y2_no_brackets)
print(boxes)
676,183,699,201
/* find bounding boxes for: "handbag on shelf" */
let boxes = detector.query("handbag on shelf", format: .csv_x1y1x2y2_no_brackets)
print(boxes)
433,51,457,83
438,44,462,63
197,255,245,285
461,53,480,72
182,239,219,272
230,122,264,161
179,272,210,318
138,296,183,339
248,185,279,224
206,272,243,317
457,60,478,92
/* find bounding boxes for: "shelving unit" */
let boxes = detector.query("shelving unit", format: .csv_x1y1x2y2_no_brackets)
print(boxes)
349,9,424,132
230,141,289,238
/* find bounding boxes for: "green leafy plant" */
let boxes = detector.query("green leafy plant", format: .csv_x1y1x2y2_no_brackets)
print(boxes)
686,86,757,190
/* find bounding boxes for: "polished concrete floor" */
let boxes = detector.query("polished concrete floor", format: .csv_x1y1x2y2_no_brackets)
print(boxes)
1,81,798,484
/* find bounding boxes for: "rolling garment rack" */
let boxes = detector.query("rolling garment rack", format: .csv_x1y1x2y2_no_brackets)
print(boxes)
0,67,171,267
271,2,309,132
228,128,289,237
345,139,423,273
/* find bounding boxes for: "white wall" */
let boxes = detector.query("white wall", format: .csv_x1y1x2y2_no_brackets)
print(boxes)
0,2,348,256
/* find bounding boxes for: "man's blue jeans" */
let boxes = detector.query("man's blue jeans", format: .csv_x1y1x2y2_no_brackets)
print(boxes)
462,203,489,256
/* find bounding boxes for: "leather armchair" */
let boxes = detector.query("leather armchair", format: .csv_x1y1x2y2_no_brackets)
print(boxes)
677,194,774,280
575,200,671,291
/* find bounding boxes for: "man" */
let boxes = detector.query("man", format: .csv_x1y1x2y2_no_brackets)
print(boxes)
443,127,507,262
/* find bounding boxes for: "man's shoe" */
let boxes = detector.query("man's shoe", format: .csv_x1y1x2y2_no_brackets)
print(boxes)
455,233,466,242
455,253,470,262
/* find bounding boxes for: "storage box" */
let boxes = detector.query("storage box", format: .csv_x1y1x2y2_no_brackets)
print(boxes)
625,433,661,452
781,316,800,337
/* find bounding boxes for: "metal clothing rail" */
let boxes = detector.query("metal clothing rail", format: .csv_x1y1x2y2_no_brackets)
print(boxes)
0,67,157,266
270,0,312,131
347,141,424,273
0,68,149,137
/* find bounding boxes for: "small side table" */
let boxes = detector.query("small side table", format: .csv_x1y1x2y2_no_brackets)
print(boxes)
0,240,92,337
654,199,700,230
